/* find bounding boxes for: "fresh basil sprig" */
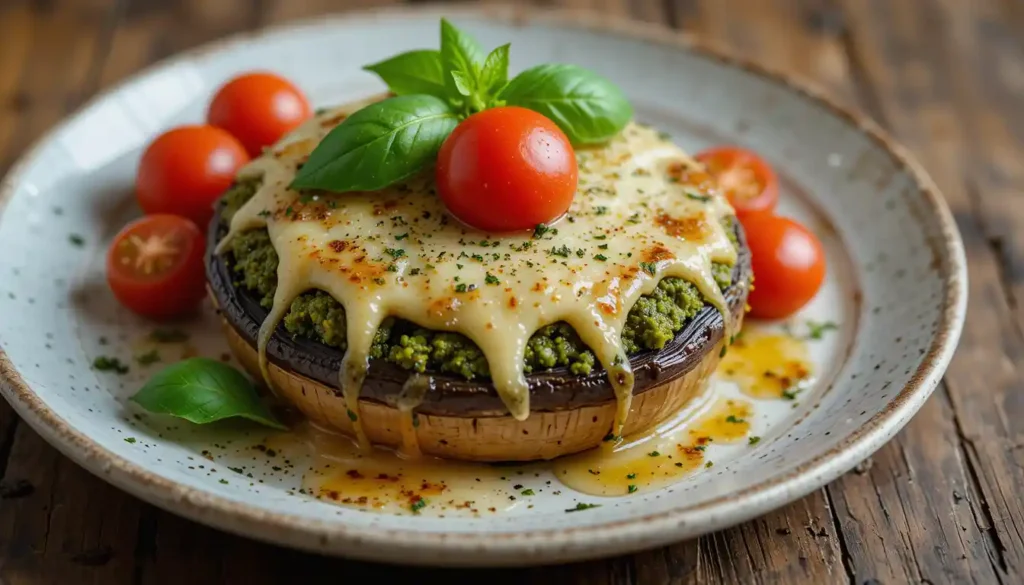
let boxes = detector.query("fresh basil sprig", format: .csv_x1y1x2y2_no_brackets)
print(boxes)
499,64,633,145
291,18,633,193
130,357,286,430
362,50,447,98
290,94,458,192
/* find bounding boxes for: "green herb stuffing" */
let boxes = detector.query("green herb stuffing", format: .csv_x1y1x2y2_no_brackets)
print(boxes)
217,180,740,380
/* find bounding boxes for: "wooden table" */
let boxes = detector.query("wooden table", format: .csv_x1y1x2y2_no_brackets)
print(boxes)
0,0,1019,583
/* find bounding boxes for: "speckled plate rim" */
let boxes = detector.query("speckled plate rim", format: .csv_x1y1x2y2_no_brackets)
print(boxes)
0,3,967,567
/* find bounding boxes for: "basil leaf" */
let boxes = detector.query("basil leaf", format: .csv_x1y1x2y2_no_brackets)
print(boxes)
440,18,485,102
478,43,510,102
500,64,633,145
362,50,446,98
290,95,459,192
130,357,286,430
450,70,475,97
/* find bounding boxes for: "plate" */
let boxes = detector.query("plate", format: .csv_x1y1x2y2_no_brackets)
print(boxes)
0,4,966,567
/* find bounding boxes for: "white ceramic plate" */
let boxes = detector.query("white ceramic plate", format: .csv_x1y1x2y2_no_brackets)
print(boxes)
0,5,966,567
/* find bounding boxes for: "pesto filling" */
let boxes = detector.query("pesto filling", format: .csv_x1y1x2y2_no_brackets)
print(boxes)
219,179,738,380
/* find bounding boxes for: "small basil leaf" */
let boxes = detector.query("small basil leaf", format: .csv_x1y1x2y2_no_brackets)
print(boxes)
362,49,446,97
450,70,474,97
290,95,459,192
478,43,510,101
440,18,485,101
500,64,633,145
130,357,286,430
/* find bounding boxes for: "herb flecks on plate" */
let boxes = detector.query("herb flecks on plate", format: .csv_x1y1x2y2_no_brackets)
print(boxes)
291,18,631,194
129,357,286,430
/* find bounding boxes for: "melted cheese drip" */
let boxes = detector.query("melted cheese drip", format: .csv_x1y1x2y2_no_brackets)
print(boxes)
218,97,737,443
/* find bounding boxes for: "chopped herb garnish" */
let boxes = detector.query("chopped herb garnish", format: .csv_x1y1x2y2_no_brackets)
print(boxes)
725,415,745,424
626,473,637,479
748,436,761,445
521,489,535,496
594,206,609,215
603,433,620,442
471,254,484,262
347,409,358,422
685,190,712,202
136,349,160,366
410,497,428,513
124,437,136,444
395,233,409,240
593,234,607,240
627,484,638,493
93,356,129,374
68,234,85,247
594,254,608,261
455,283,468,293
806,320,839,340
565,502,601,513
410,268,421,276
719,345,727,358
533,223,551,239
705,461,714,468
373,277,386,285
648,451,661,457
598,244,609,250
781,387,799,400
485,273,500,285
150,328,189,343
640,261,657,276
285,206,294,217
627,213,641,224
257,209,272,218
694,445,706,452
550,245,571,258
456,264,464,270
219,479,229,485
385,248,406,259
386,264,398,272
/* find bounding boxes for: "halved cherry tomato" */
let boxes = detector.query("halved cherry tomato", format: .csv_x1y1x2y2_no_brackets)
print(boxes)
436,106,578,232
695,146,779,220
135,125,249,229
207,72,312,157
106,214,207,321
743,214,826,320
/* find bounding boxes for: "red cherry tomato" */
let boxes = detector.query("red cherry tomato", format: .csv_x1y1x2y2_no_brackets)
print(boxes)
106,214,207,321
436,106,578,232
695,146,779,220
743,214,826,320
207,72,312,157
135,125,249,229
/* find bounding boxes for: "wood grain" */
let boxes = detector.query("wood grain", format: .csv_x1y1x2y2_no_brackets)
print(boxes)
1,0,1021,583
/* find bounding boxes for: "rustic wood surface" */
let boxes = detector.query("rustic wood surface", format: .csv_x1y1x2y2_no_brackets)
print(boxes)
0,0,1020,583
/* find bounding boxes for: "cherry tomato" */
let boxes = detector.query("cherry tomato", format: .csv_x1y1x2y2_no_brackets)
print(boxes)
207,72,312,157
695,146,779,220
436,106,578,232
743,214,826,320
106,214,207,321
135,125,249,229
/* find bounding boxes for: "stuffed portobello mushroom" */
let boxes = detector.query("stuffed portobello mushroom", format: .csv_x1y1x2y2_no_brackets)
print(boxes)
206,95,751,462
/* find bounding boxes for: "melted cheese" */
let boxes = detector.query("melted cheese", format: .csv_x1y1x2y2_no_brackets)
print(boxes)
217,97,738,443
